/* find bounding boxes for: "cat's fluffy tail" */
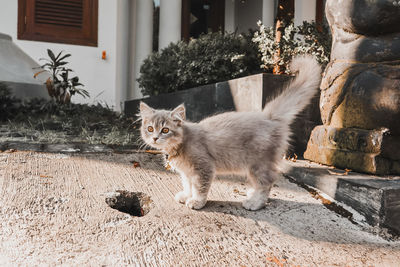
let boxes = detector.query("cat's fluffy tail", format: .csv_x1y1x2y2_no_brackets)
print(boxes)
263,55,321,123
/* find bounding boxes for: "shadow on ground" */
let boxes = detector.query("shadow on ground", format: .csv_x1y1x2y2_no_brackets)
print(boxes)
199,199,400,246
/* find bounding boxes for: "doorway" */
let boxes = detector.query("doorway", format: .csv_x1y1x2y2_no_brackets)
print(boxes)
182,0,225,41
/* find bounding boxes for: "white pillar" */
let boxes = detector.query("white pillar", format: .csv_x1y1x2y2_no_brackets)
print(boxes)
262,0,275,27
294,0,316,26
159,0,181,50
133,0,153,99
115,0,130,110
225,0,235,33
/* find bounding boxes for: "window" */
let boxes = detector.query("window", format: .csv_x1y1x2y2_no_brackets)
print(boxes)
18,0,98,46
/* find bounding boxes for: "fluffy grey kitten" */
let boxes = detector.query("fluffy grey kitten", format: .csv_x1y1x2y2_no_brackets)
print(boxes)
139,55,321,211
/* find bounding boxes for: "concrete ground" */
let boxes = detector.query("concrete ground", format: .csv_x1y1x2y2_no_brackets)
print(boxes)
1,151,399,266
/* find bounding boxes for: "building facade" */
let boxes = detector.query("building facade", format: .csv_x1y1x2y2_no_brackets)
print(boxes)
0,0,321,111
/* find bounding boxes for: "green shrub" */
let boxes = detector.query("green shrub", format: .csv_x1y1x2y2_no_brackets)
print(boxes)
253,21,332,74
138,32,262,96
138,42,183,96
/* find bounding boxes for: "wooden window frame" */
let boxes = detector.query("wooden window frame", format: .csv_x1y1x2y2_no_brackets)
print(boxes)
18,0,98,47
316,0,325,29
181,0,190,41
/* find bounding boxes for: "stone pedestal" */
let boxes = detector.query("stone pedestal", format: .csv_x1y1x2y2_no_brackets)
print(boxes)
304,126,400,174
304,0,400,174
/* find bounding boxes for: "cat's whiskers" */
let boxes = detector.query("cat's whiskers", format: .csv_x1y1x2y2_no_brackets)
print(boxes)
135,136,152,151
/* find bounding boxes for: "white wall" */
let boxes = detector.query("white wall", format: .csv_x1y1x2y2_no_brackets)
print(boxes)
0,0,130,111
225,0,236,33
115,0,131,111
132,0,153,100
262,0,276,27
158,0,181,49
295,0,317,26
226,0,276,33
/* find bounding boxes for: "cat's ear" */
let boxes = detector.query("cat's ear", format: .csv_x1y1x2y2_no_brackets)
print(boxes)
171,104,186,124
139,102,154,117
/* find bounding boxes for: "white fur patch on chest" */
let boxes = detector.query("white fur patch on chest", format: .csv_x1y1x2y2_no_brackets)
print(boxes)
164,154,179,172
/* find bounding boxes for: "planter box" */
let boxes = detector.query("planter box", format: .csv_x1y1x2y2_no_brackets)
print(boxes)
124,73,320,155
125,73,292,121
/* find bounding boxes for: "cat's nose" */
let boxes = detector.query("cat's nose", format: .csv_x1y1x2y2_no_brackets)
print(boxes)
153,137,159,142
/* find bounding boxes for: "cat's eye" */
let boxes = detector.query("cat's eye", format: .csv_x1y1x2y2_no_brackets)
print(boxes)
147,126,154,132
161,127,169,134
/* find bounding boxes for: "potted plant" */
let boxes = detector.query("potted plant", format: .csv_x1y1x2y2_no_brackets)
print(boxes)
34,49,89,104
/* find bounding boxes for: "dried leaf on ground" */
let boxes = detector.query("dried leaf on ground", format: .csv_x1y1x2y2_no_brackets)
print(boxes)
328,168,351,176
165,163,172,171
285,153,298,162
265,253,286,267
233,188,247,196
130,161,141,168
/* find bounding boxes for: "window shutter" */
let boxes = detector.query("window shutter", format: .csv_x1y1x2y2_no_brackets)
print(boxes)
35,0,84,28
18,0,98,46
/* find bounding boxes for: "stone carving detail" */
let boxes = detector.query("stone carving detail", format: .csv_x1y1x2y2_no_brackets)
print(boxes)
304,0,400,174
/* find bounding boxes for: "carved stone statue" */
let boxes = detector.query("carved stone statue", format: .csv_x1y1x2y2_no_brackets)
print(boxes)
304,0,400,174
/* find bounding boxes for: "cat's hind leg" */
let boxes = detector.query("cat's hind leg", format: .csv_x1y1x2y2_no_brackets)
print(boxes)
243,164,278,211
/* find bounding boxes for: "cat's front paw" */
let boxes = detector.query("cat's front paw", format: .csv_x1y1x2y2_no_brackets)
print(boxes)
175,191,190,204
246,188,255,197
185,197,207,210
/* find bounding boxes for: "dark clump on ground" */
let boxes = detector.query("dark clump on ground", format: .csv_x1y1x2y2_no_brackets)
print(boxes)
0,85,141,146
105,190,153,217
